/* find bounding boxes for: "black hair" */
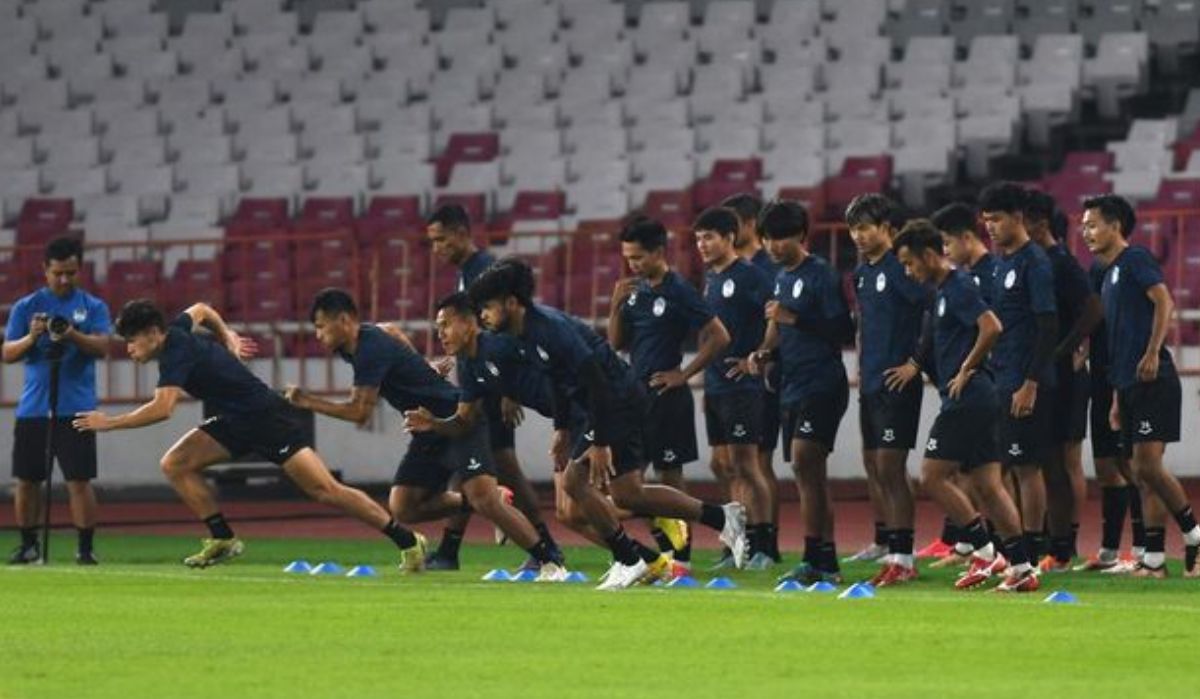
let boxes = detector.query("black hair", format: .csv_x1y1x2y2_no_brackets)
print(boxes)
1050,210,1069,242
930,202,978,238
309,287,359,322
1082,194,1136,239
844,193,905,230
692,206,740,238
427,202,470,232
435,291,478,319
467,257,535,308
893,219,945,257
619,215,668,251
115,299,166,338
978,181,1028,215
1023,189,1057,227
757,199,810,240
720,193,763,225
45,236,83,264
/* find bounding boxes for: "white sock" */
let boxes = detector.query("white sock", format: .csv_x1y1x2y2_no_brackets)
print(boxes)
954,541,974,556
975,542,995,561
1182,526,1200,547
1010,562,1032,574
1143,551,1166,569
1133,546,1146,561
1098,548,1118,562
895,553,914,569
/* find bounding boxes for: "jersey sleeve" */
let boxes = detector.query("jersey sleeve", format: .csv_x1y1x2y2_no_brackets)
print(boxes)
456,356,487,403
157,331,196,388
674,281,716,329
86,297,113,335
4,298,30,342
820,265,851,319
950,281,989,328
1027,255,1058,315
350,333,389,389
170,313,195,332
1128,248,1164,291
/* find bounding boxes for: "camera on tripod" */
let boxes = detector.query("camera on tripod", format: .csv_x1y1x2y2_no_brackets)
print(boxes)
48,315,70,336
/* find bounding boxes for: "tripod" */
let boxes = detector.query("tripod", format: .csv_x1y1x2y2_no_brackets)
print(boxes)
39,341,64,565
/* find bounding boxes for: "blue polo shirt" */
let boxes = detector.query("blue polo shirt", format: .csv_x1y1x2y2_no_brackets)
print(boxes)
337,324,460,417
853,250,929,395
991,242,1058,391
1100,246,1176,391
772,254,851,406
933,270,997,410
618,270,714,382
703,258,771,396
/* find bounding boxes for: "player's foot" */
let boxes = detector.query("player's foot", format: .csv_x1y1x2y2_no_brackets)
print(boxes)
709,548,736,571
1073,550,1121,572
993,567,1040,593
183,537,244,568
744,552,776,571
75,551,99,566
8,543,40,565
1184,545,1199,578
1099,558,1139,575
777,562,842,586
874,563,918,588
1128,562,1167,579
842,543,888,563
535,561,569,582
954,554,1008,590
399,532,427,573
916,539,954,559
669,559,692,579
639,554,674,585
1038,555,1072,573
423,554,460,571
653,516,689,553
596,560,649,591
493,487,514,545
718,502,748,569
930,551,969,569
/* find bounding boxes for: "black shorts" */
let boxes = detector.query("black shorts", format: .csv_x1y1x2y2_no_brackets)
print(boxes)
1118,376,1182,456
396,417,496,491
199,408,311,466
997,386,1055,467
760,389,781,452
484,394,516,451
781,382,850,456
1089,376,1121,460
1052,365,1090,443
13,417,98,481
645,385,698,469
704,390,763,446
925,402,1001,472
570,397,648,477
859,384,923,451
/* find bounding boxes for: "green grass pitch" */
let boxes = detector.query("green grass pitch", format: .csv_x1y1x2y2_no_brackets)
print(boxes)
2,533,1197,699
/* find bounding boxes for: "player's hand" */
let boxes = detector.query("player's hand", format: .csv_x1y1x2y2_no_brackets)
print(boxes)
1011,380,1038,418
764,300,796,326
501,397,524,427
550,429,572,471
29,313,48,339
746,350,770,377
588,445,615,490
947,367,974,400
1136,351,1160,383
403,406,436,433
649,368,687,395
227,331,258,360
282,385,305,407
611,277,638,307
1109,393,1121,432
430,356,455,377
724,356,751,381
72,411,112,432
1073,340,1089,373
883,361,920,392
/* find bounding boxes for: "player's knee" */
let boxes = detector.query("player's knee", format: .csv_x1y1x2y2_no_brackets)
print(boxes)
562,465,589,499
160,453,186,478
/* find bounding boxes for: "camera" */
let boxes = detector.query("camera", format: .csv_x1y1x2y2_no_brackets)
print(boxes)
48,315,70,336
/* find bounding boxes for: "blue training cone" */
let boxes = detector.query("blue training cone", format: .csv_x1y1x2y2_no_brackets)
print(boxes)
563,571,589,583
283,560,312,574
482,569,513,582
309,562,344,576
774,580,806,593
1043,590,1079,604
705,577,738,590
806,581,837,593
838,582,875,600
510,569,539,582
666,575,700,588
346,565,377,578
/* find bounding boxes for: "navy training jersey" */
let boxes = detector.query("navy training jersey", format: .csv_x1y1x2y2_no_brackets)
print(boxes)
772,254,851,406
618,270,714,382
457,249,496,292
750,249,779,278
703,258,771,395
337,324,460,417
967,252,997,306
991,242,1058,391
853,251,929,395
1100,246,1176,391
1088,261,1111,377
932,270,996,410
157,314,280,416
458,330,563,420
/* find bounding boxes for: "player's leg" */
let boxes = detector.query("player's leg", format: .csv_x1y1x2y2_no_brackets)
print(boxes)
10,419,48,563
871,448,916,584
783,437,838,583
158,426,245,567
552,470,611,547
459,472,564,578
645,387,696,568
64,481,98,563
1128,441,1198,576
757,392,783,562
726,442,772,568
967,462,1039,592
57,423,99,564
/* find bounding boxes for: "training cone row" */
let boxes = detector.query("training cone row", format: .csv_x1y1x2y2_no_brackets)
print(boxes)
283,560,377,578
480,569,590,583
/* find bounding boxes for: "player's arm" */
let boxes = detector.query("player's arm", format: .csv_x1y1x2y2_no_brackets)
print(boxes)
2,306,44,363
403,399,482,438
1055,292,1102,361
72,387,183,431
288,385,379,426
376,322,417,352
1137,283,1174,382
184,303,256,359
681,316,729,379
607,278,637,351
948,311,1002,399
58,325,109,358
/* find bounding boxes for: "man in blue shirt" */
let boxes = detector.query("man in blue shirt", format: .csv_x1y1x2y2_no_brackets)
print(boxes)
748,200,854,585
845,194,928,586
1082,194,1200,578
980,182,1058,565
609,216,730,573
4,237,110,565
892,220,1039,592
468,258,748,589
694,207,776,569
73,300,423,569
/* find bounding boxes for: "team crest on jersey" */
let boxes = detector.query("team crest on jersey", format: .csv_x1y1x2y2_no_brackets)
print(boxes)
627,291,638,306
72,307,87,323
937,297,947,317
485,361,500,377
536,345,549,361
926,438,938,452
1111,266,1121,285
973,276,981,286
1004,269,1016,289
875,272,886,292
722,279,736,298
652,297,667,317
792,279,804,298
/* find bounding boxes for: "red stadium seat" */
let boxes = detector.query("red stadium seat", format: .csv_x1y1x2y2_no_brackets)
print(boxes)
166,259,224,316
510,191,566,221
436,132,500,185
825,156,893,218
224,279,296,322
228,198,291,233
294,197,356,233
643,189,695,230
104,260,163,311
356,196,423,246
1059,151,1115,177
17,199,75,246
777,185,826,221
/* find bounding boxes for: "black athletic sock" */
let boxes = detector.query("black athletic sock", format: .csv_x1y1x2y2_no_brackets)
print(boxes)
1049,535,1073,562
20,527,38,549
1101,485,1129,551
633,539,661,564
746,525,761,556
962,516,991,551
891,528,914,557
458,495,472,514
766,524,781,561
526,538,555,565
434,528,464,559
676,540,692,563
382,519,418,549
819,541,839,572
77,527,95,555
1024,531,1048,561
873,521,887,547
604,528,642,566
1144,527,1166,557
1001,535,1031,567
651,525,675,554
803,536,820,566
1129,485,1146,548
939,517,960,546
985,518,1004,551
698,503,726,531
1172,505,1198,534
203,513,234,540
1069,522,1080,557
535,522,558,548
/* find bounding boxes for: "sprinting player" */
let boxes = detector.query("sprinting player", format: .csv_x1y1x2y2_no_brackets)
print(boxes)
749,200,855,585
845,194,928,585
895,220,1040,592
467,259,747,589
1082,195,1200,578
979,183,1058,565
72,300,423,568
1025,192,1102,571
693,207,776,570
724,192,784,563
608,216,731,573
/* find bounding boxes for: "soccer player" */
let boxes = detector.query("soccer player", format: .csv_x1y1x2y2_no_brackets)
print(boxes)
72,300,423,568
467,259,748,589
4,237,110,564
608,216,731,573
1081,195,1200,577
845,194,927,585
749,200,855,585
286,289,567,579
893,220,1040,592
979,182,1058,566
694,207,777,569
933,202,996,303
427,202,496,293
724,192,784,563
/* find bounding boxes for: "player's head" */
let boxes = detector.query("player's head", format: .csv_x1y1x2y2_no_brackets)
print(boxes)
114,299,166,363
1022,189,1057,242
845,193,904,259
309,288,360,352
468,257,535,333
893,219,946,284
758,199,810,266
434,292,479,355
931,202,981,267
978,182,1029,248
1082,194,1136,256
426,203,473,265
720,193,763,248
44,236,83,298
619,215,668,279
692,206,740,267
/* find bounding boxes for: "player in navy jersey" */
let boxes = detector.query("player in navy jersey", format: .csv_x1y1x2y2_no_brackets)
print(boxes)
980,183,1058,565
1082,195,1200,578
724,192,784,563
73,300,424,569
468,259,748,589
893,220,1040,591
933,202,997,304
427,203,496,293
609,216,731,573
844,194,927,586
694,207,777,569
747,200,855,585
